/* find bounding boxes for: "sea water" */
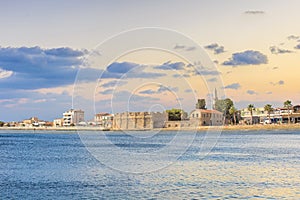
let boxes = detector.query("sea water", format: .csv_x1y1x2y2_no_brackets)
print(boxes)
0,130,299,199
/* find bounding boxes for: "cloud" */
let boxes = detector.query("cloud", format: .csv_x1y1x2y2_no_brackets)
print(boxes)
100,80,127,88
270,80,284,86
224,83,241,90
139,85,178,95
193,69,220,76
270,46,294,54
287,35,299,40
244,11,265,15
223,50,268,66
102,62,166,79
207,77,217,82
174,44,185,49
266,91,273,95
186,46,196,51
0,46,91,89
184,89,193,93
99,89,114,95
247,90,258,95
204,43,225,54
0,68,13,79
154,61,185,70
139,89,156,95
294,44,300,49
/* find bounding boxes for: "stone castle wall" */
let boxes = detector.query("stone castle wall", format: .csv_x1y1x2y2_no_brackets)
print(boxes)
113,112,167,130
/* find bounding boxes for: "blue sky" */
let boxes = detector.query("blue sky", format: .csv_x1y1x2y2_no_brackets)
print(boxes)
1,0,300,121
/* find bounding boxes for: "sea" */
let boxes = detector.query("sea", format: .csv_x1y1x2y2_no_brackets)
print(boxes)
0,129,299,199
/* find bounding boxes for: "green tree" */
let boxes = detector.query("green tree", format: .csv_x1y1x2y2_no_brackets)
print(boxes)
166,108,186,121
196,99,206,109
0,121,4,127
264,104,273,124
247,104,255,125
214,98,234,124
284,100,292,124
229,106,237,125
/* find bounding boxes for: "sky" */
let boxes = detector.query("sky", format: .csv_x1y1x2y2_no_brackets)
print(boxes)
1,0,300,121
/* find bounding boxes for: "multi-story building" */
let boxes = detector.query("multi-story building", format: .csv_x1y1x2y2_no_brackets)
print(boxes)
63,109,84,126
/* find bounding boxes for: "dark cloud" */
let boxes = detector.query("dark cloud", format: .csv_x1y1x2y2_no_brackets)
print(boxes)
204,43,225,54
287,35,299,40
102,62,166,79
100,80,127,88
270,46,294,54
99,89,114,95
224,83,241,90
193,69,220,76
186,46,196,51
0,46,93,89
294,44,300,49
270,80,285,86
184,89,193,93
207,77,217,82
174,44,185,49
244,11,265,15
247,90,258,95
139,85,178,95
223,50,268,66
154,62,185,70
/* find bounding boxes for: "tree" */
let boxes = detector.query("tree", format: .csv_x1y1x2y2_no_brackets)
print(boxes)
214,98,234,124
284,100,293,124
264,104,273,124
247,104,255,125
196,99,206,109
166,108,186,121
0,121,4,127
229,106,237,125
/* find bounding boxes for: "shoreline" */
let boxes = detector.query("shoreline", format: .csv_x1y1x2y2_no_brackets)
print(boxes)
0,124,300,132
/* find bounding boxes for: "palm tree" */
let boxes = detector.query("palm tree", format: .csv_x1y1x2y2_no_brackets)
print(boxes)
247,104,255,125
229,106,237,125
284,100,292,124
264,104,273,124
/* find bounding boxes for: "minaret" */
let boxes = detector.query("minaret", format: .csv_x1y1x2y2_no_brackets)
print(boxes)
213,88,218,109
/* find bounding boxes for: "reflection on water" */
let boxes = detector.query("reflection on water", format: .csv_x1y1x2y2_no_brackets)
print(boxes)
0,130,299,199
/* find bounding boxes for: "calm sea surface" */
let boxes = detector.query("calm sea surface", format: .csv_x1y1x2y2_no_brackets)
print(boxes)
0,130,299,199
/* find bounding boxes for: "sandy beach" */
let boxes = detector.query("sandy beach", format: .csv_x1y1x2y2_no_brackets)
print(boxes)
1,124,300,132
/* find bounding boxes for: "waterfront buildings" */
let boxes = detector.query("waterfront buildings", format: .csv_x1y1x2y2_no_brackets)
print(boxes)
62,109,84,126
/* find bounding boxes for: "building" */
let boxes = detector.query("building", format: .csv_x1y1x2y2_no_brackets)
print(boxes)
53,118,63,127
189,109,224,126
63,109,85,126
94,112,113,128
113,112,167,130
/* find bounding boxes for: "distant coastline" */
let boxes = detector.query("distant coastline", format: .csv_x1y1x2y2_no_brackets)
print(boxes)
1,124,300,132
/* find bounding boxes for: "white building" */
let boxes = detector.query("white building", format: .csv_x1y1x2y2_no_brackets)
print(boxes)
63,109,84,126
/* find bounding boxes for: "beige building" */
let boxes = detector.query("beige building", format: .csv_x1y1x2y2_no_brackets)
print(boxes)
63,109,84,126
53,118,63,127
94,113,114,128
113,112,167,130
189,109,224,126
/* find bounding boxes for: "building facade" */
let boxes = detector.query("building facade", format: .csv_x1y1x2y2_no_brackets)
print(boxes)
63,109,84,126
112,112,167,130
189,109,224,126
94,113,114,128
